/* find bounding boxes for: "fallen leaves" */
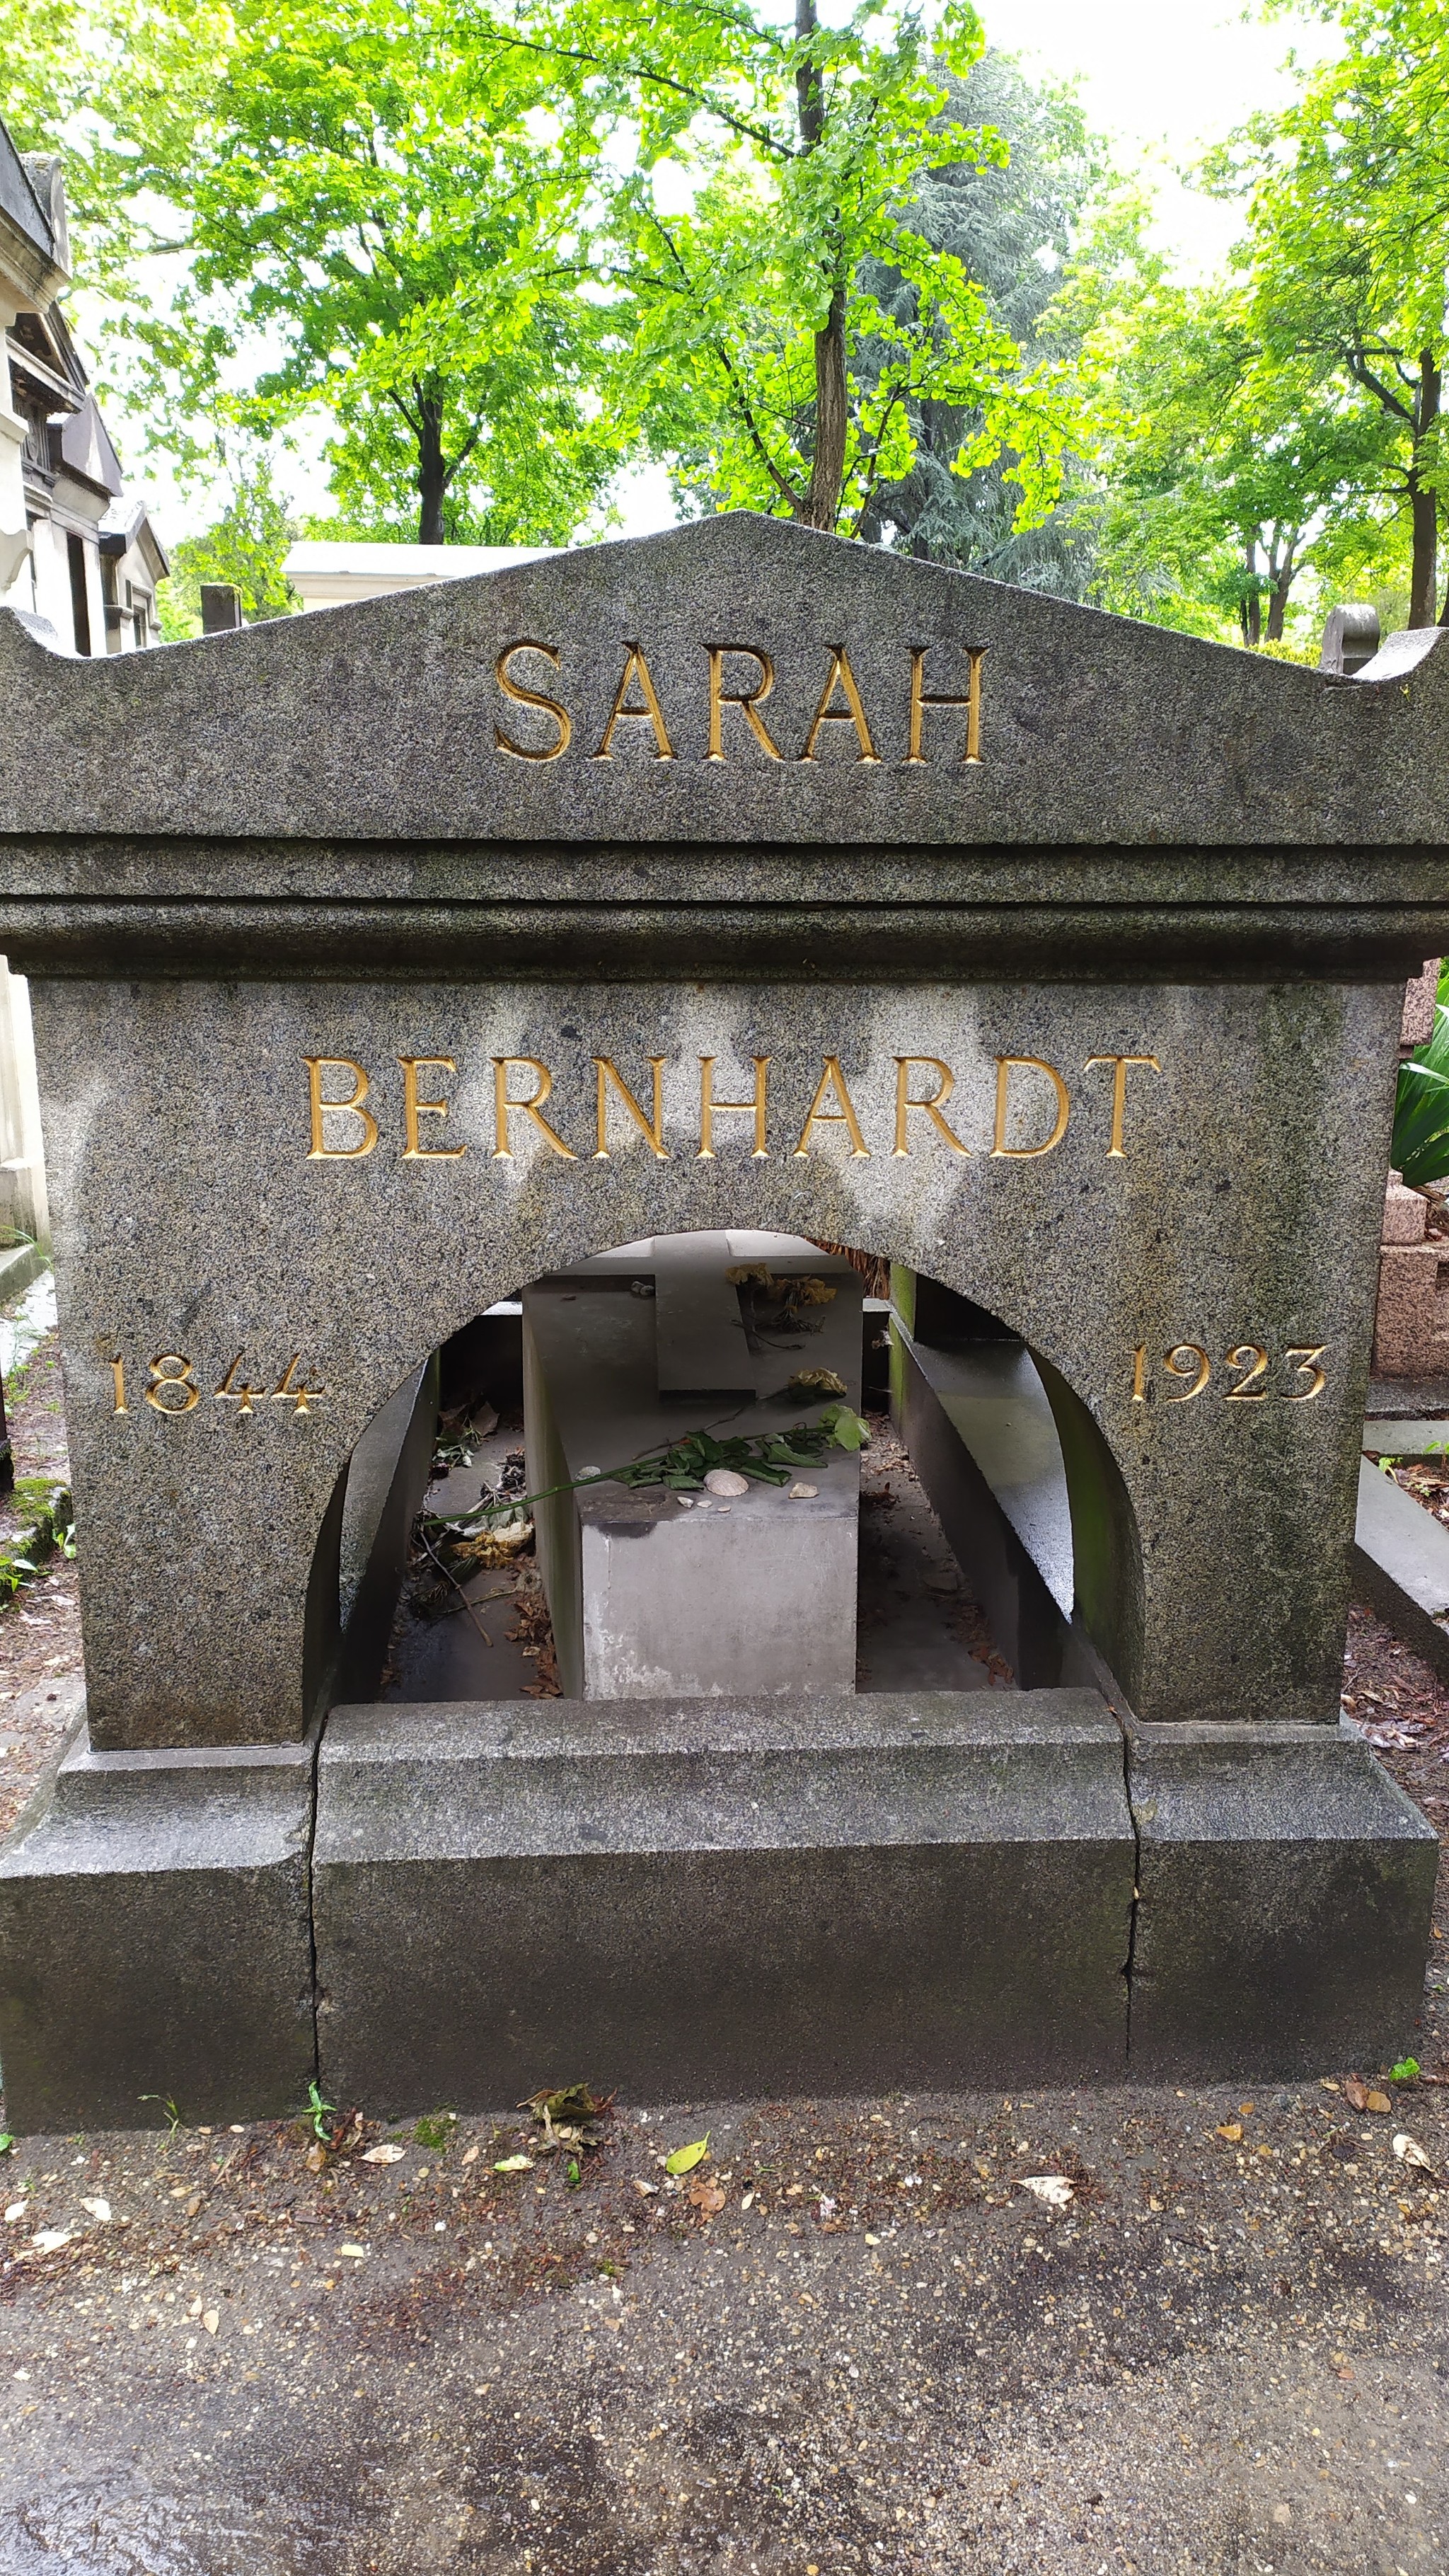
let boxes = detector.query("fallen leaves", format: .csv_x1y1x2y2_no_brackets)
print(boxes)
1344,2077,1393,2114
1393,2132,1436,2175
30,2229,71,2253
493,2155,534,2174
79,2197,110,2223
4,2201,26,2224
202,2310,219,2335
664,2137,710,2178
1216,2123,1243,2144
1017,2176,1074,2209
360,2142,407,2165
688,2179,727,2218
519,2083,613,2154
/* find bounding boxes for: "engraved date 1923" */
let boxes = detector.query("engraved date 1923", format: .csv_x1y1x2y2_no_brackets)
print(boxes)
1131,1341,1327,1405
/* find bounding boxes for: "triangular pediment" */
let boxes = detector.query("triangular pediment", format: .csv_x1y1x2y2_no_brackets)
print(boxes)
1,510,1448,846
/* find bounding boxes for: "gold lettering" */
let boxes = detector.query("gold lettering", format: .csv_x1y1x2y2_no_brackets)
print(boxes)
593,645,676,760
495,640,572,762
1083,1053,1162,1156
109,1355,128,1415
906,645,985,764
1164,1344,1211,1401
146,1353,200,1414
892,1056,968,1156
1283,1345,1327,1401
304,1057,378,1161
707,647,782,761
594,1056,669,1159
799,649,879,764
698,1056,770,1159
1131,1345,1147,1403
492,1058,577,1160
1224,1345,1269,1400
794,1056,871,1158
398,1055,466,1161
991,1057,1070,1159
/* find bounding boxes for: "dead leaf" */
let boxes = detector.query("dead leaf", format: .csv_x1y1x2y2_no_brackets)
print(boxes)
664,2137,710,2177
79,2197,110,2223
360,2142,406,2165
1237,2101,1255,2118
304,2145,327,2175
1366,2091,1392,2115
1344,2076,1370,2111
202,2310,219,2335
1393,2132,1436,2175
632,2178,658,2197
184,2194,203,2217
461,2144,479,2166
493,2155,534,2173
1216,2123,1242,2144
1018,2175,1074,2209
30,2229,71,2253
688,2180,727,2216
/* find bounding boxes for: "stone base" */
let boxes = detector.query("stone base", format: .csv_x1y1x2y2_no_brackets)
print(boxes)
1126,1720,1438,2080
0,1713,317,2132
1,1696,1438,2128
313,1691,1135,2110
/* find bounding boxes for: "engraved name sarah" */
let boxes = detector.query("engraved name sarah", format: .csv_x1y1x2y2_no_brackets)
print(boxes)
493,641,986,765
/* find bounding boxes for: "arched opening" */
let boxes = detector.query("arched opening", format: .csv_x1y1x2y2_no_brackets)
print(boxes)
308,1228,1141,1722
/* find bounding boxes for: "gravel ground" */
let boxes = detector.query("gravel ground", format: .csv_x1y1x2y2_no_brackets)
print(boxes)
2,1326,1448,2571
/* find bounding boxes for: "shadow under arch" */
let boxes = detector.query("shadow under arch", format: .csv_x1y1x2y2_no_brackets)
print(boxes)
304,1223,1145,1724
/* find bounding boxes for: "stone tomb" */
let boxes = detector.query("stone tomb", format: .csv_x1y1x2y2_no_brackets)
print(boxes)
0,512,1441,2126
524,1233,864,1698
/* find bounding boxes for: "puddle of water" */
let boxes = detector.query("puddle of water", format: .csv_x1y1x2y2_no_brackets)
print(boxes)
0,1272,54,1385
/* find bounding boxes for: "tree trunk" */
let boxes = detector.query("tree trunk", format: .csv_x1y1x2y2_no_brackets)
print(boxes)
1409,350,1441,626
1266,541,1296,644
417,395,447,545
792,0,845,531
807,284,848,531
1244,543,1261,649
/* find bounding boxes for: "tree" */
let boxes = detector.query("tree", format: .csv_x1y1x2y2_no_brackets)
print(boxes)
483,0,1080,541
855,47,1100,591
1206,0,1449,627
155,452,300,638
129,0,623,543
1082,271,1390,645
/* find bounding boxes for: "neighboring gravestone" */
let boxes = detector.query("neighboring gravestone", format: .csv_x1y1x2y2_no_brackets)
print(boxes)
0,512,1441,2125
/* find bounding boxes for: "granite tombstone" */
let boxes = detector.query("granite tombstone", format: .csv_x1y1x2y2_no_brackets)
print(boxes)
0,512,1441,2126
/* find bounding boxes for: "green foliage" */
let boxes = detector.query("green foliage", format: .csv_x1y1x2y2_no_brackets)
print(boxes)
497,0,1083,539
1202,0,1449,628
1392,1004,1449,1186
413,2108,458,2151
1390,2057,1421,2082
156,454,300,640
0,1480,75,1604
158,0,623,540
855,48,1102,591
306,2080,335,2140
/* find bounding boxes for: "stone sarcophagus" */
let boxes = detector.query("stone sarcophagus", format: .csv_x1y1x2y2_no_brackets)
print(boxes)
0,513,1441,2127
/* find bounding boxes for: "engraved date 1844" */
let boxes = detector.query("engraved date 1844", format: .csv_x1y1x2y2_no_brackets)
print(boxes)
109,1351,326,1418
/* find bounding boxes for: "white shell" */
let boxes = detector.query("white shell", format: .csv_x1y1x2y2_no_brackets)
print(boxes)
703,1469,751,1497
787,1482,818,1500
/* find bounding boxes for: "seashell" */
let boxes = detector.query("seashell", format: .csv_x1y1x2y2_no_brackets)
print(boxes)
703,1468,750,1497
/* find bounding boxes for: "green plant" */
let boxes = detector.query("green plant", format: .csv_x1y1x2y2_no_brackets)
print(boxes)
1392,1003,1449,1185
1390,2056,1421,2082
425,1403,869,1546
0,2132,13,2156
306,2080,335,2140
0,1482,76,1604
414,2109,458,2152
139,2093,183,2134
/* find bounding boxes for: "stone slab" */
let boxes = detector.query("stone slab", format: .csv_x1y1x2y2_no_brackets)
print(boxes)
313,1690,1135,2110
1363,1419,1449,1454
524,1242,863,1698
0,1715,317,2130
1126,1720,1438,2081
1352,1453,1449,1681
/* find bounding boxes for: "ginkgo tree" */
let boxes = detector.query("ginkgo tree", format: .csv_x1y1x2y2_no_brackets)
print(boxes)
478,0,1083,540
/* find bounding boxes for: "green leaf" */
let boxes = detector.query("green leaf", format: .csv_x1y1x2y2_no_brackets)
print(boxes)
1390,2057,1421,2083
493,2154,535,2173
0,2133,13,2156
664,2135,710,2176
